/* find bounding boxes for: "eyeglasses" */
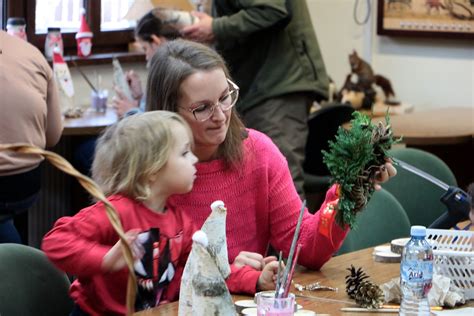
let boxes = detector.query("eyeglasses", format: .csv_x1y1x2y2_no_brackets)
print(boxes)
181,79,239,122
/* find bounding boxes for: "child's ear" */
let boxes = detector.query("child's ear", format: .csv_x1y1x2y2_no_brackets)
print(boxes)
148,172,159,183
150,34,163,46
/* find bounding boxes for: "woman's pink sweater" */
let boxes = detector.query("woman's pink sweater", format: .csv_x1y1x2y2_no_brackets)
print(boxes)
169,129,348,270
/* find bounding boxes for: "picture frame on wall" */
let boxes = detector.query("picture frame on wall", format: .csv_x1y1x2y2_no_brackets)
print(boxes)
377,0,474,40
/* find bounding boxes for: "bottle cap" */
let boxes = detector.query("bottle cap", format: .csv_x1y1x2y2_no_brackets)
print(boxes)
7,17,26,26
410,225,426,237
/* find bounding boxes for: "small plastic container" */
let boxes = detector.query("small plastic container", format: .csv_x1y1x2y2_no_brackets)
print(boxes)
256,292,295,316
91,90,108,113
6,17,27,41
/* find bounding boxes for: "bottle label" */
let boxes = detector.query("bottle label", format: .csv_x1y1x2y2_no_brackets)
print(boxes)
401,260,433,283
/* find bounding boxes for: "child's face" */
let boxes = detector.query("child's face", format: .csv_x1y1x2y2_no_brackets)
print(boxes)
151,122,198,195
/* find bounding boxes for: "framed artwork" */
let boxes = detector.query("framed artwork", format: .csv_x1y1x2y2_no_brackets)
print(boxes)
377,0,474,39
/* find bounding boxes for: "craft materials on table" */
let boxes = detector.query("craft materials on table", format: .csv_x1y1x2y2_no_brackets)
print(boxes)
178,201,235,315
275,200,306,298
372,245,401,263
294,282,338,292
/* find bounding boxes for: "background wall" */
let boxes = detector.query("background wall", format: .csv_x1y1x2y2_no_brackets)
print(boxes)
307,0,473,110
71,0,473,111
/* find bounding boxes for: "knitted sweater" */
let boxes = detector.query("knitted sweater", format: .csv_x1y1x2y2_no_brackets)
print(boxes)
169,129,349,269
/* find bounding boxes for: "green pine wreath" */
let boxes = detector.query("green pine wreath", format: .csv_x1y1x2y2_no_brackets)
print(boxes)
322,111,399,228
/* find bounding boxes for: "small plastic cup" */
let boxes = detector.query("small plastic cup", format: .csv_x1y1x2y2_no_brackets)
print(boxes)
256,292,295,316
91,90,108,113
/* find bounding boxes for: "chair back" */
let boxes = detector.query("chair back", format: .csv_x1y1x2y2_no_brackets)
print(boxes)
384,148,457,227
0,243,73,316
304,103,355,176
338,189,411,255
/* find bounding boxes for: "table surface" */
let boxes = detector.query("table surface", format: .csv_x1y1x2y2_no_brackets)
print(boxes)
63,108,118,136
134,246,473,315
371,107,474,146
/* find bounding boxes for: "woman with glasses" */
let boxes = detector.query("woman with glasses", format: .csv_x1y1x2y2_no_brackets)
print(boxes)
146,39,397,294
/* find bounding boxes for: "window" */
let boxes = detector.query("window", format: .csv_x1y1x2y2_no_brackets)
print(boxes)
6,0,137,54
100,0,136,32
35,0,85,34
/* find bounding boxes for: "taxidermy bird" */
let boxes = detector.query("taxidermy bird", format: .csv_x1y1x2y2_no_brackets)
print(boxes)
178,201,235,316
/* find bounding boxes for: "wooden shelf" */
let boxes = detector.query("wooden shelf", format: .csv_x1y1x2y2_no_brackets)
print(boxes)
50,51,146,67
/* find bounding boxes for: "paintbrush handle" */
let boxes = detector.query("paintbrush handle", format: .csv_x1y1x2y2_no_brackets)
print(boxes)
70,59,98,93
280,200,306,297
283,244,302,297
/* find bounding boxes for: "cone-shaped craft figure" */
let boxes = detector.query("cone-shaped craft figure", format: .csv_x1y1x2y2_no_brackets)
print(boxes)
52,47,75,111
178,201,235,315
76,8,93,57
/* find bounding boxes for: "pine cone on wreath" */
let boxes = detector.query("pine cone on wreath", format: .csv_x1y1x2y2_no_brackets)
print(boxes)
354,280,384,309
345,265,369,299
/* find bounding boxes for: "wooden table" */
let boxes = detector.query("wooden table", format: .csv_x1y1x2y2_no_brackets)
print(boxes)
371,107,473,146
371,107,473,188
134,246,473,315
63,108,118,136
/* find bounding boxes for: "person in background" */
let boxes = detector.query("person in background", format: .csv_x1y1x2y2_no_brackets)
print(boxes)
0,30,63,244
43,111,279,316
145,40,396,292
73,9,184,176
182,1,330,199
112,9,181,118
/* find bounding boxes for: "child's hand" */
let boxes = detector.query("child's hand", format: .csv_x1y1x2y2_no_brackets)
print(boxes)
125,70,143,101
233,251,277,270
112,87,139,118
257,260,283,291
102,229,144,272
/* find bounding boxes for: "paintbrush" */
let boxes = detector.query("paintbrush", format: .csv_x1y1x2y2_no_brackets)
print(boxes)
283,243,302,297
277,200,306,298
70,58,98,93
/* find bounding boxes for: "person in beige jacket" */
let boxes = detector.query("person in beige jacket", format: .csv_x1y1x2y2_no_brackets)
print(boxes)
0,30,63,244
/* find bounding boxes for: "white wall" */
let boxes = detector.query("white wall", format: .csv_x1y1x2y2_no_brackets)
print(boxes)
307,0,473,110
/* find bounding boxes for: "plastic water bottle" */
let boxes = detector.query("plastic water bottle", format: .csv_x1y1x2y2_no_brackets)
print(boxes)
400,225,433,315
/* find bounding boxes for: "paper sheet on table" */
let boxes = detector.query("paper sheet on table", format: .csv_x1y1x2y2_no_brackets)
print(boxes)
432,307,474,315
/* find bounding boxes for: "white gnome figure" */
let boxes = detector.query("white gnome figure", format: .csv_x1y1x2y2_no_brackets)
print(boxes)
76,8,93,57
52,47,75,112
179,201,235,315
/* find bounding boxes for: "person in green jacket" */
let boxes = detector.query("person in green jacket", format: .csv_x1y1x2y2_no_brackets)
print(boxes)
182,0,330,199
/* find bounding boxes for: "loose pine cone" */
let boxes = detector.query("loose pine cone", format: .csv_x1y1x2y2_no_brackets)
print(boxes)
345,265,369,299
354,280,384,309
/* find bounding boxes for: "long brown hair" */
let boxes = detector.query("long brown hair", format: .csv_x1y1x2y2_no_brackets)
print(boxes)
145,39,247,166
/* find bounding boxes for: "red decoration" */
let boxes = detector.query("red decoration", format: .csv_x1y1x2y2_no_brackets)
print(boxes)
75,8,93,57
